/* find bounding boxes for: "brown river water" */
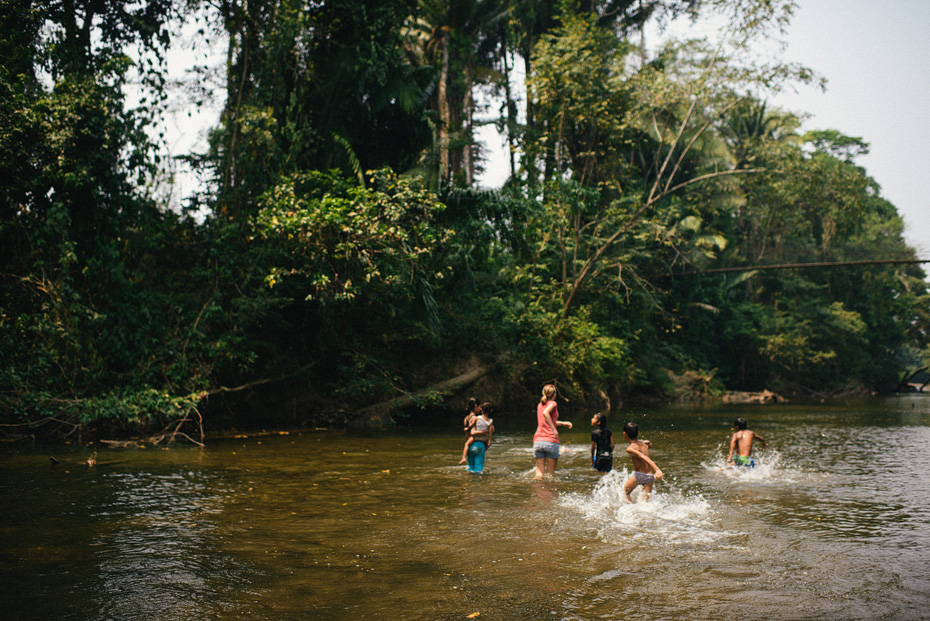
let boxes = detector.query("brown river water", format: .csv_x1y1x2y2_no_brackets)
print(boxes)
2,395,930,620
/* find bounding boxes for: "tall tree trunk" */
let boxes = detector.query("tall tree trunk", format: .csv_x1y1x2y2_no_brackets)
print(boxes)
463,64,474,186
523,54,538,187
503,46,517,181
438,40,450,182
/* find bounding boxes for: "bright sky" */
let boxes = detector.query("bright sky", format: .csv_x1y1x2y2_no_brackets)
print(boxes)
773,0,930,256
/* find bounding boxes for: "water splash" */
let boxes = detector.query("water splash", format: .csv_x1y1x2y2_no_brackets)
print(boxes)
560,468,720,545
701,449,803,483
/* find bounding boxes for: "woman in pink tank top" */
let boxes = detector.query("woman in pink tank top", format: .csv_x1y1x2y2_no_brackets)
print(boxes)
533,384,573,478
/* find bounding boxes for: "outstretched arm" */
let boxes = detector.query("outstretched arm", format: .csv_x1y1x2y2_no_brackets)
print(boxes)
754,432,768,448
627,447,663,479
727,433,737,463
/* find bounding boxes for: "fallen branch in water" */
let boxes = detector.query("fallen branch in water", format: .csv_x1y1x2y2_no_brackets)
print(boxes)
350,364,495,430
209,430,304,439
49,453,129,467
721,390,785,404
147,406,205,447
99,440,138,448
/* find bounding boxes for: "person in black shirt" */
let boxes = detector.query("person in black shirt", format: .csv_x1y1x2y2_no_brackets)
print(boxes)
590,413,614,473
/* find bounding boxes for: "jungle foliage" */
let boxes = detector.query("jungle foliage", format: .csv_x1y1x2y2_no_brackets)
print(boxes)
1,0,928,436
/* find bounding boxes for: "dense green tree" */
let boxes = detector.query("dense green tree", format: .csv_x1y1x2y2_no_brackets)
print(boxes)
208,0,433,218
0,0,218,432
2,0,927,436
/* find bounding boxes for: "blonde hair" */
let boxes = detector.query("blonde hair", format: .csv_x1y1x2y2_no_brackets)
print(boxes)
539,384,556,404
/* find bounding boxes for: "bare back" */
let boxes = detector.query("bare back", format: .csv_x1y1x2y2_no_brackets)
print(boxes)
731,430,761,456
627,439,656,473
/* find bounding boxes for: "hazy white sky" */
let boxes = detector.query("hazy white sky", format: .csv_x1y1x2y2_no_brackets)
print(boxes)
774,0,930,255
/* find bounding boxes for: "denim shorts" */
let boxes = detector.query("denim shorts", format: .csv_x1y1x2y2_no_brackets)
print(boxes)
534,440,560,460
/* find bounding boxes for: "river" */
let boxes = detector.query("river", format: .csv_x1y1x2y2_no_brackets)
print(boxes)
2,395,930,620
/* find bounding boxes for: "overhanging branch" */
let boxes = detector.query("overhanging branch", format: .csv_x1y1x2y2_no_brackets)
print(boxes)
659,258,930,277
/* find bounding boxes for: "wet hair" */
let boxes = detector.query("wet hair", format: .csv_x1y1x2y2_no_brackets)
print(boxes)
623,421,638,439
465,397,479,414
594,412,607,429
734,417,747,430
480,402,495,416
539,384,556,404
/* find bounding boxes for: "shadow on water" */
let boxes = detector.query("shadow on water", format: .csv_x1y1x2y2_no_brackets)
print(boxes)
2,395,930,619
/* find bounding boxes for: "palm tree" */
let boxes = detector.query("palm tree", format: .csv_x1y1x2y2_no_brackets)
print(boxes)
407,0,510,186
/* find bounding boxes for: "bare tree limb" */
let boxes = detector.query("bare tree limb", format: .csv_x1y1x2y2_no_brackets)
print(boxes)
659,258,930,277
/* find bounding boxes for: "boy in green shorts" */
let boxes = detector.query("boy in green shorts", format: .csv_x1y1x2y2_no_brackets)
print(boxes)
726,417,768,467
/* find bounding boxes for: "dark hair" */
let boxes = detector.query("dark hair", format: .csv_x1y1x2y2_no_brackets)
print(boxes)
594,412,607,429
623,421,638,439
480,402,495,415
465,397,479,414
734,417,747,430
